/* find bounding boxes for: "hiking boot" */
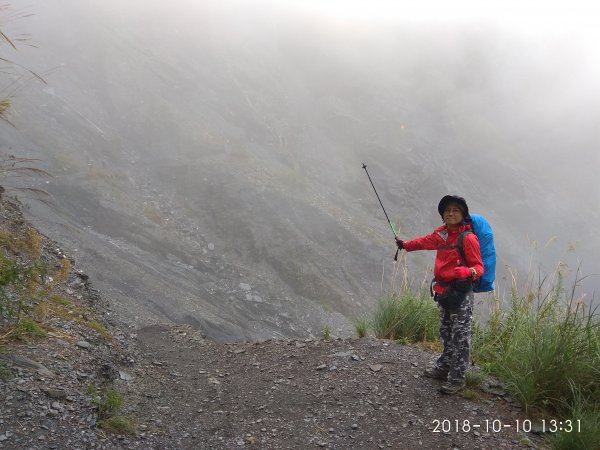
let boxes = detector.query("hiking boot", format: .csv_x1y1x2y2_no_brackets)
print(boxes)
439,381,466,395
423,366,448,380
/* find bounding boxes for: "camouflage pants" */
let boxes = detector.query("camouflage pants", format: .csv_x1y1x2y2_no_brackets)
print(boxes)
435,292,474,384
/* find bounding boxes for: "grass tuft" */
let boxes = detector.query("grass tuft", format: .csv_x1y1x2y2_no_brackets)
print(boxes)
0,361,11,381
353,317,369,338
0,99,11,115
460,388,480,401
15,318,46,339
25,227,42,259
49,294,71,307
465,369,487,388
54,257,71,284
372,289,438,343
97,415,136,434
88,384,135,434
87,319,110,339
90,385,124,417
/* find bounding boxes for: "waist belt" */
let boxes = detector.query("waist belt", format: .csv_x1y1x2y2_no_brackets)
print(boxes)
429,278,448,297
430,278,471,297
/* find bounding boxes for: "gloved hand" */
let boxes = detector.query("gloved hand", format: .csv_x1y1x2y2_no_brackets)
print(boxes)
395,237,404,249
453,266,472,279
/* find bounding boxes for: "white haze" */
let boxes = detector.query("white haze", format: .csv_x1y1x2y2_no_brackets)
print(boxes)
90,0,600,247
2,0,599,336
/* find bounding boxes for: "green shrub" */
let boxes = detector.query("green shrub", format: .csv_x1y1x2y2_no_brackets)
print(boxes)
372,289,438,343
0,253,20,286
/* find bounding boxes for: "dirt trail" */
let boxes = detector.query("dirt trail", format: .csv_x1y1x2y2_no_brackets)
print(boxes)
119,324,545,449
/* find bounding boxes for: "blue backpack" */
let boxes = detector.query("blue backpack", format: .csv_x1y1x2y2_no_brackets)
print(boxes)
457,214,496,292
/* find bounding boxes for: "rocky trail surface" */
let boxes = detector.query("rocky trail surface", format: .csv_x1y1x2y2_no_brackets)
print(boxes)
1,319,550,450
117,325,546,449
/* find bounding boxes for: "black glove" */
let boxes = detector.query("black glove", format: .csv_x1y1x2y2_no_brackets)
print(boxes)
395,237,404,249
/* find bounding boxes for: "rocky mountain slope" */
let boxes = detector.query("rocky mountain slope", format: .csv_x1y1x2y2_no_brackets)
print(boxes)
1,3,596,448
3,0,599,341
0,196,134,448
0,198,546,449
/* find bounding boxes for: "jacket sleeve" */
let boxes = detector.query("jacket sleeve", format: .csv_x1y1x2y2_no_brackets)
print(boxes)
463,233,484,279
403,230,444,252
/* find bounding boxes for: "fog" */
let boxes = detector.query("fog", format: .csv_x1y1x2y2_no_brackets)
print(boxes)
2,0,599,338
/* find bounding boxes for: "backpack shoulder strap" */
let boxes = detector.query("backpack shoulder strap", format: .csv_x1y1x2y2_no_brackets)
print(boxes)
456,231,471,264
437,231,471,254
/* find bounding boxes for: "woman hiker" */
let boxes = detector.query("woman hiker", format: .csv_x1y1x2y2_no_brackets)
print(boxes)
394,195,484,395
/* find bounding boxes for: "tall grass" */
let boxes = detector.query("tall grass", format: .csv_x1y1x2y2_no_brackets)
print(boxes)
371,258,600,447
371,254,438,343
472,268,600,448
473,271,600,413
550,382,600,450
372,288,439,343
352,317,369,338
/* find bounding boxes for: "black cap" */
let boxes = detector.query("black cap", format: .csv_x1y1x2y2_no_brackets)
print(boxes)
438,195,470,219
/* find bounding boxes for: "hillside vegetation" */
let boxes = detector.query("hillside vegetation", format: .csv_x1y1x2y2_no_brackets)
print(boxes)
367,269,600,449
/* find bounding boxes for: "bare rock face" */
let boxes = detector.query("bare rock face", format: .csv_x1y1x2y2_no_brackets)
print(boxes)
8,0,599,343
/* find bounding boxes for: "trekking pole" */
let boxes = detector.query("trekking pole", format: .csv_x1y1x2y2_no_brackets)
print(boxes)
361,163,400,261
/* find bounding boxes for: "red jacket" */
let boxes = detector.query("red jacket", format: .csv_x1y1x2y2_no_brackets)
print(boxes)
403,223,484,294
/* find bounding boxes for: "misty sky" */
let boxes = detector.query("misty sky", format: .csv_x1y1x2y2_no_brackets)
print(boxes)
180,0,600,58
5,0,599,222
3,0,600,293
1,0,600,338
